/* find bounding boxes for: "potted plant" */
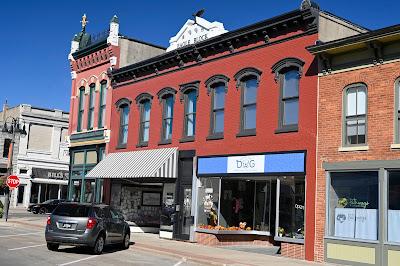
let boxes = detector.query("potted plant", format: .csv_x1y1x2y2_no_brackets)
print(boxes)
338,198,348,208
278,227,285,237
0,200,3,219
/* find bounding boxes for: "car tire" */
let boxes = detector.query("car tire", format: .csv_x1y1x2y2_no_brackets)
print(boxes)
92,235,105,255
39,207,47,214
32,210,38,214
121,232,130,249
47,243,59,251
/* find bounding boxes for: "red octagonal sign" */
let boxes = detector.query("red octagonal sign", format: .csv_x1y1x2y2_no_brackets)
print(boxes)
6,175,20,189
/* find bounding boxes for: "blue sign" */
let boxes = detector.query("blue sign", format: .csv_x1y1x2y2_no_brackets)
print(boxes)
197,152,305,176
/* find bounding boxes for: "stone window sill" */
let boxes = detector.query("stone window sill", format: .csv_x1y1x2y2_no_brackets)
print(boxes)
338,146,369,152
391,144,400,149
179,136,195,143
158,139,172,146
206,133,224,141
236,129,256,138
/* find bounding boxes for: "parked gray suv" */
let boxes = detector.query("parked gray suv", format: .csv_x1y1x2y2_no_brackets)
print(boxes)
45,203,130,254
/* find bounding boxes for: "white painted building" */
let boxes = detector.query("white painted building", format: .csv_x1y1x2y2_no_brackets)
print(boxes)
0,104,69,208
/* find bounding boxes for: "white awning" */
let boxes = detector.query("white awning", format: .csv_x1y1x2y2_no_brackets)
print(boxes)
31,178,68,185
85,147,178,179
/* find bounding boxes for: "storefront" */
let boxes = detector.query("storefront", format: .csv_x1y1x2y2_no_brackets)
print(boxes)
323,161,400,266
85,147,180,235
195,151,306,246
68,145,105,203
30,168,69,203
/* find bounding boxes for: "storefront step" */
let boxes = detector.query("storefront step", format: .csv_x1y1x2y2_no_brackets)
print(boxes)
130,225,160,234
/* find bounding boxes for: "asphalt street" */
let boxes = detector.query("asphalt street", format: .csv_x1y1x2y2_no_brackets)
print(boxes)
0,224,202,266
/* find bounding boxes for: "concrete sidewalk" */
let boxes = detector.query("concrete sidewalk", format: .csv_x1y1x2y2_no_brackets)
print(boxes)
1,212,320,266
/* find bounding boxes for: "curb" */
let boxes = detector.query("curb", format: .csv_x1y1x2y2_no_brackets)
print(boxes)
133,243,254,266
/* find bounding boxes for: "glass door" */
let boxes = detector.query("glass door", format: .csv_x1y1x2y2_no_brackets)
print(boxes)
176,185,192,240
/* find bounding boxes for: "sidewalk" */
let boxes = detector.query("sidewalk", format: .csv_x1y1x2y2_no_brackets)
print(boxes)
0,213,321,266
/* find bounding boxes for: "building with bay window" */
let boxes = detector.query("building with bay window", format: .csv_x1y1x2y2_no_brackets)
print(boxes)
67,15,165,203
308,24,400,265
85,0,367,261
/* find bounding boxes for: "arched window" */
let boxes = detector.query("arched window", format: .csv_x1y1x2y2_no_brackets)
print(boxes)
272,58,304,132
87,83,96,130
158,87,176,143
77,87,85,132
205,75,229,139
115,98,132,147
180,81,199,141
136,93,153,146
343,83,367,145
234,68,262,136
98,80,107,129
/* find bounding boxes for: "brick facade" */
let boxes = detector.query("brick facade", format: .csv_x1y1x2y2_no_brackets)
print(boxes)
315,61,400,262
195,232,274,247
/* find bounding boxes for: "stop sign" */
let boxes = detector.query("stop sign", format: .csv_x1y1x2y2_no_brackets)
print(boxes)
6,175,20,189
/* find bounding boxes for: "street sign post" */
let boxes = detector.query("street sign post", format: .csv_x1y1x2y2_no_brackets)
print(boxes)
6,175,20,189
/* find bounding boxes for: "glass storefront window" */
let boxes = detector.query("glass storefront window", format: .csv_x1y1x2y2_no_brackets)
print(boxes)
197,178,220,228
83,180,96,203
328,172,378,241
278,176,305,239
70,180,82,202
30,183,39,203
388,171,400,243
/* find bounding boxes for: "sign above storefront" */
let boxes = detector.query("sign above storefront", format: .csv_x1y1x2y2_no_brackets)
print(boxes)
227,155,265,173
32,168,69,180
197,152,305,176
166,16,227,52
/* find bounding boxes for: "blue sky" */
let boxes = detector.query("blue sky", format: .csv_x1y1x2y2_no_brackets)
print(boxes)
1,0,399,112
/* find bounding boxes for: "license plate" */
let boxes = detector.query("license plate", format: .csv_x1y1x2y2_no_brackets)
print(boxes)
63,223,72,229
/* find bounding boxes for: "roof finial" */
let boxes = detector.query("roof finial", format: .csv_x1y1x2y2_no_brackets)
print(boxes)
192,9,205,24
111,15,119,24
80,13,89,32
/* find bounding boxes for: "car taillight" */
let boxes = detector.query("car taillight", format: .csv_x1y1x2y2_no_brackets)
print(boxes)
86,218,97,229
47,216,51,225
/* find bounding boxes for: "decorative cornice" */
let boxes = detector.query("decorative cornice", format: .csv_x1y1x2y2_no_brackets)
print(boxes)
112,7,317,86
115,97,132,108
157,87,177,102
234,67,262,88
204,74,230,95
271,57,305,82
135,92,154,105
179,81,200,102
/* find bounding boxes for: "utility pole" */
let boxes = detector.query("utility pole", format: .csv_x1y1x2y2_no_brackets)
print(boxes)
2,117,26,221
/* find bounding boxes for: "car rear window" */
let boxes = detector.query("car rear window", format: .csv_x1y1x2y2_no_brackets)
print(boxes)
53,204,91,217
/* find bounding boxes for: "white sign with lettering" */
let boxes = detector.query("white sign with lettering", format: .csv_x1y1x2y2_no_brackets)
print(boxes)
227,155,265,174
167,16,227,52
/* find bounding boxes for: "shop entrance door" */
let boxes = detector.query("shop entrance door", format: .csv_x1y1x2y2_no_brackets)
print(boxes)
17,185,25,205
175,185,192,240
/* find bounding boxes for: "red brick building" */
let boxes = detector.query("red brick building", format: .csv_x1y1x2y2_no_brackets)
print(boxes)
85,1,366,261
67,15,164,204
308,25,400,265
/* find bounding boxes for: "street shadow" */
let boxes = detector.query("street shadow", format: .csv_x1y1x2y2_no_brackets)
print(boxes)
54,241,135,255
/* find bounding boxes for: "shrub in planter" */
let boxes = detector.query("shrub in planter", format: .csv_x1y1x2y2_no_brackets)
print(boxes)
0,207,3,218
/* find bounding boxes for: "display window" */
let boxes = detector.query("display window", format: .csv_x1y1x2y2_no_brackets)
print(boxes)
196,176,303,239
328,171,378,241
388,171,400,243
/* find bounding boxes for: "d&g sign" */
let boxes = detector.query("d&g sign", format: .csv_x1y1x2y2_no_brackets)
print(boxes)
227,155,265,173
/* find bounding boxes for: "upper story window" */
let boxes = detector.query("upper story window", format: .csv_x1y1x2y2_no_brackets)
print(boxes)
180,82,199,142
115,98,132,148
136,93,153,147
98,81,107,129
87,83,96,130
344,84,367,146
158,87,177,143
272,58,304,133
234,68,262,136
3,138,11,158
205,75,229,139
77,87,85,132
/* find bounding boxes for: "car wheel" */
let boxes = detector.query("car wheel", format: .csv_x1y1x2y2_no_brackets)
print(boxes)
32,210,38,214
121,232,130,249
39,207,47,214
92,235,105,255
47,243,59,251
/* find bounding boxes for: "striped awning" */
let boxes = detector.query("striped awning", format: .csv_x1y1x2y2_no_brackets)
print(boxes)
85,147,178,179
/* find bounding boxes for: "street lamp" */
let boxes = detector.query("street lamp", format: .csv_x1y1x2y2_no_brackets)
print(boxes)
2,117,27,221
